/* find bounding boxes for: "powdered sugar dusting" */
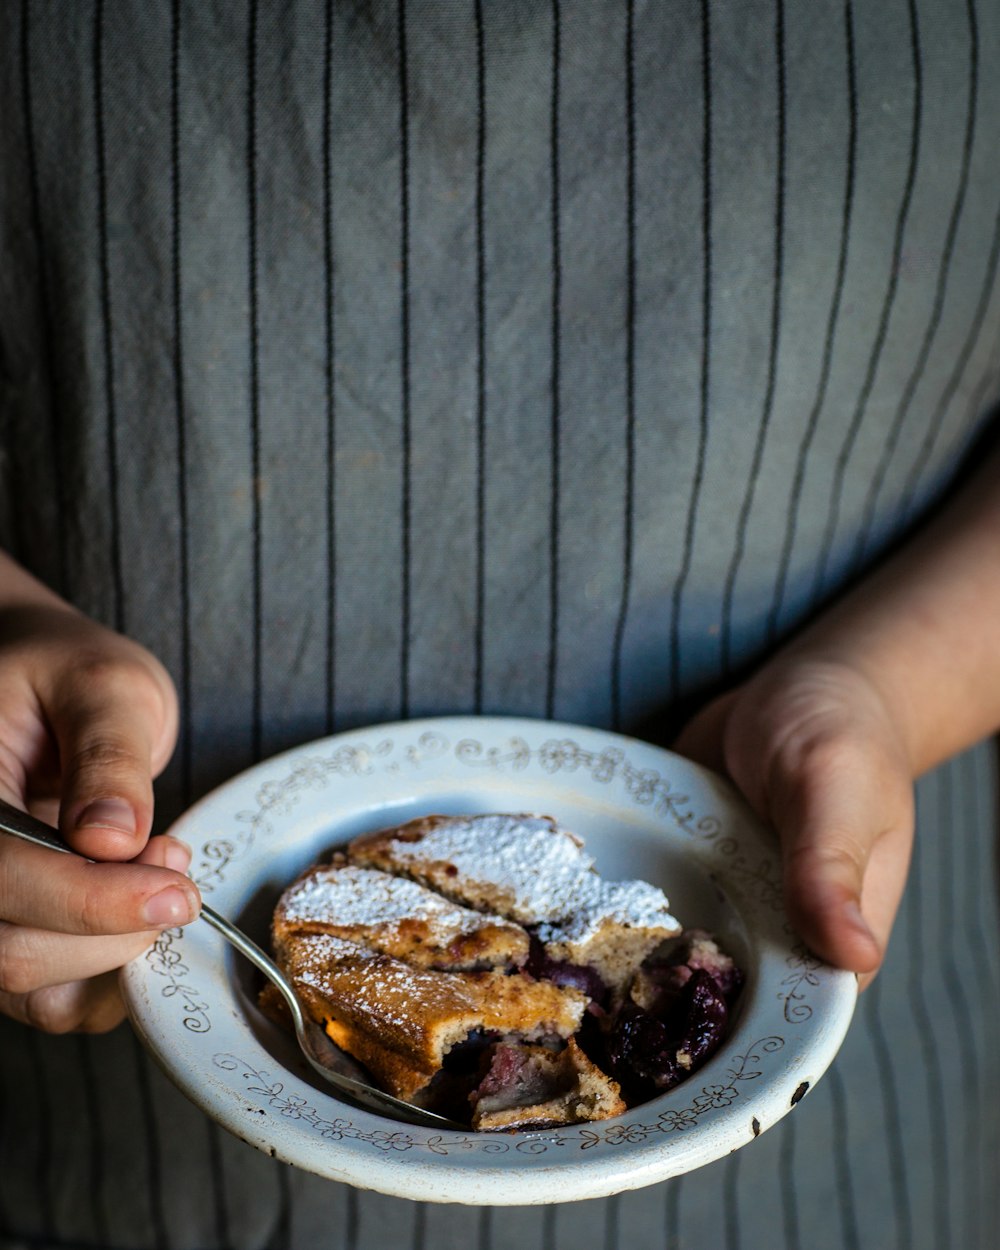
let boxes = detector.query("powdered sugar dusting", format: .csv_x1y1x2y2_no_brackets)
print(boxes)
292,933,454,1026
538,879,680,946
281,862,518,938
292,931,367,969
382,813,680,934
381,814,589,919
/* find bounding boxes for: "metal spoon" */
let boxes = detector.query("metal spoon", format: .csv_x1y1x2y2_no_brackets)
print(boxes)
0,799,462,1131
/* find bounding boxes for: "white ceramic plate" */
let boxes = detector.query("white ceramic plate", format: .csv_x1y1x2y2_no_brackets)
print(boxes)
121,716,857,1205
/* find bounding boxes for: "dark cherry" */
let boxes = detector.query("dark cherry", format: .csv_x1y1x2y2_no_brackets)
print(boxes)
606,1003,680,1098
524,934,608,1004
605,970,731,1101
643,932,744,1005
670,969,729,1069
472,1044,528,1103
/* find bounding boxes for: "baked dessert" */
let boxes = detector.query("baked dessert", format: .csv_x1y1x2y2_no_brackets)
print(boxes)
265,813,742,1130
349,813,683,991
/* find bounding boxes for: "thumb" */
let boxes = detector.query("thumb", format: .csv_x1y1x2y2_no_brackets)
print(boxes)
767,735,914,982
49,661,176,862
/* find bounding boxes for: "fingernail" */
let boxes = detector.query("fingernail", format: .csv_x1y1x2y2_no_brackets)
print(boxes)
77,798,136,836
164,840,192,873
143,886,198,927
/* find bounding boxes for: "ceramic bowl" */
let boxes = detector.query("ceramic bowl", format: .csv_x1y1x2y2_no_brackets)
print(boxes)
121,716,857,1205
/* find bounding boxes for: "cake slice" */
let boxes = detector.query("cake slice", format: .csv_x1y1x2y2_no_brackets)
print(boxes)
273,853,529,971
348,813,681,991
265,812,731,1129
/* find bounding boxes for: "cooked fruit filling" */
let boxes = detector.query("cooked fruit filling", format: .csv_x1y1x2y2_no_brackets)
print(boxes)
523,934,609,1004
603,935,743,1100
472,1044,570,1115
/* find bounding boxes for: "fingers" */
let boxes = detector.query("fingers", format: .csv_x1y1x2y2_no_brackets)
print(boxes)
133,831,193,873
0,603,184,1034
765,729,914,982
676,661,916,986
47,654,177,861
0,833,200,936
0,835,197,1033
0,921,159,994
0,970,128,1034
0,608,179,863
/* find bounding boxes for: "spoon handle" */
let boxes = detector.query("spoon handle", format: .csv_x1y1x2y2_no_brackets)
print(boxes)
0,798,73,854
0,797,291,984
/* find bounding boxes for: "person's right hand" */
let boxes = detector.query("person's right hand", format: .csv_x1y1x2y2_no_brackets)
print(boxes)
0,598,201,1034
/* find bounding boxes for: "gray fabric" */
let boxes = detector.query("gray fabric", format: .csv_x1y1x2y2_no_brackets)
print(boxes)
3,0,999,771
1,0,999,1246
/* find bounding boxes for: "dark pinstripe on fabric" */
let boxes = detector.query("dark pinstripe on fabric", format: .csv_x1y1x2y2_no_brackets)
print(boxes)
2,2,1000,1247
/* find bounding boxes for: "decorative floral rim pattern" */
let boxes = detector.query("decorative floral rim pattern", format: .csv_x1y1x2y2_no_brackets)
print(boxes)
123,717,857,1203
211,1035,785,1155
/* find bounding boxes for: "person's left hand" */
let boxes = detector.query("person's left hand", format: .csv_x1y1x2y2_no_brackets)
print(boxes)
674,655,915,988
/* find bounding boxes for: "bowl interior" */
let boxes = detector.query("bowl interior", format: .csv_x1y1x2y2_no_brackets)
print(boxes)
225,786,755,1116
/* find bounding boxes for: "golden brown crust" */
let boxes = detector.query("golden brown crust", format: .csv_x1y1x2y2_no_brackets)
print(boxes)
277,931,586,1102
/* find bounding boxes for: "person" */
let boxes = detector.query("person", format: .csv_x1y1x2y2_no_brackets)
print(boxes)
1,1,998,1247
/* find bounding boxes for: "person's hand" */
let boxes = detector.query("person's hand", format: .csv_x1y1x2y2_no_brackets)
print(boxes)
674,656,914,988
672,439,1000,988
0,602,200,1032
